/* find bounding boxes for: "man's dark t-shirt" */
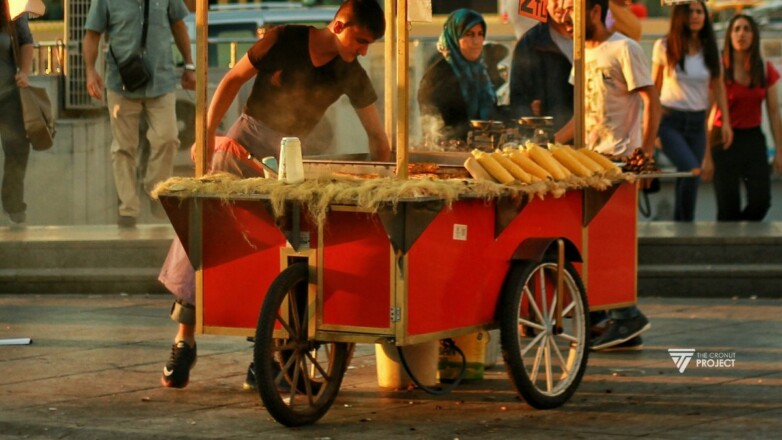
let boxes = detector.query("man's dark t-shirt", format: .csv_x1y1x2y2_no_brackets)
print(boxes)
244,25,377,138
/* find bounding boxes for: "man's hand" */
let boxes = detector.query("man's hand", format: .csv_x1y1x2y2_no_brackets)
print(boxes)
181,70,196,90
15,72,29,88
86,70,105,100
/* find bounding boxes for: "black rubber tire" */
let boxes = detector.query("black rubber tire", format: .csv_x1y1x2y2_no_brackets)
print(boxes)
500,256,590,409
254,263,350,426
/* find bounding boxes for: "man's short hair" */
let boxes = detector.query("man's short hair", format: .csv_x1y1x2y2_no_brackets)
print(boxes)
336,0,385,40
586,0,609,24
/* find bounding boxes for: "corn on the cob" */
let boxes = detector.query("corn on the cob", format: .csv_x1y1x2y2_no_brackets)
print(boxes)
570,148,604,175
580,148,622,175
526,144,570,180
471,150,515,184
463,156,497,182
550,145,593,177
492,151,534,184
507,150,550,181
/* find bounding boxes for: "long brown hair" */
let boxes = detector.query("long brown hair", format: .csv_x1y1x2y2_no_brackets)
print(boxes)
665,0,720,78
723,14,766,88
0,0,8,31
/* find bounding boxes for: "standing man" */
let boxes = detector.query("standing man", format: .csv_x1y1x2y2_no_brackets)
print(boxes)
555,0,661,351
158,0,390,389
83,0,196,228
510,0,574,132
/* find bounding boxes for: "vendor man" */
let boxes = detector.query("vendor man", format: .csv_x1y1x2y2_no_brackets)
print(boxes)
555,0,661,351
159,0,390,389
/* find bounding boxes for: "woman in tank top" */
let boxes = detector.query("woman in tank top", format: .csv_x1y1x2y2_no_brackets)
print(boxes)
652,0,731,222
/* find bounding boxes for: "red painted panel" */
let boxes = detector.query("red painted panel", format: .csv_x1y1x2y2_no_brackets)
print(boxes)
201,199,287,329
585,182,637,308
406,193,584,337
321,211,391,329
407,200,497,336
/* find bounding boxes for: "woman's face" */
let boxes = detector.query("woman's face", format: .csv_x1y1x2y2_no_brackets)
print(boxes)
688,2,706,33
730,18,754,52
459,23,485,62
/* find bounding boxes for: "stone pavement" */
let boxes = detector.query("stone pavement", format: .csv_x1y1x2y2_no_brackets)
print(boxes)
0,294,780,439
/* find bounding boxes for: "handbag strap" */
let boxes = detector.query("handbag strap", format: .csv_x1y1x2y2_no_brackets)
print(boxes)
108,0,150,63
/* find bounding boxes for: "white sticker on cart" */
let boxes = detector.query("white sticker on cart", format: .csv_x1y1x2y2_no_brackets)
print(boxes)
453,224,467,241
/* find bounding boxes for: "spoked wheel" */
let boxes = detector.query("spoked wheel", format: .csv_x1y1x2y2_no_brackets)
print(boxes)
254,262,350,426
500,256,589,409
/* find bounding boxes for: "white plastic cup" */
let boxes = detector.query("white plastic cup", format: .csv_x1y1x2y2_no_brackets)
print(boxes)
278,137,304,184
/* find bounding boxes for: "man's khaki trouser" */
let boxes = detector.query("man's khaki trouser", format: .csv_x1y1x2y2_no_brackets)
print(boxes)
106,91,179,218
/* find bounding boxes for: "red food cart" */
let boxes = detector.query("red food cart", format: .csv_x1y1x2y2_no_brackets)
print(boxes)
162,0,642,427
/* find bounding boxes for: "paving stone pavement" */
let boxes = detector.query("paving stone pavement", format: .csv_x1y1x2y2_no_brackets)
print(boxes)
1,294,780,439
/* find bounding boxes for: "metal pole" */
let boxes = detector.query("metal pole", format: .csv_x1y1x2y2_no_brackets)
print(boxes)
195,0,208,177
573,0,585,149
395,0,408,179
384,0,395,161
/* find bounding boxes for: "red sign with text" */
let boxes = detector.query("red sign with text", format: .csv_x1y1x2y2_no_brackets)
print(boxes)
518,0,548,23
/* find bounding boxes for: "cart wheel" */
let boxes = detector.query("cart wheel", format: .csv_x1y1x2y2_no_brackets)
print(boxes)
254,262,350,426
500,256,589,409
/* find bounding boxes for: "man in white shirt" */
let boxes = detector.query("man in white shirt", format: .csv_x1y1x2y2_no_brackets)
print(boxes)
555,0,660,159
556,0,661,351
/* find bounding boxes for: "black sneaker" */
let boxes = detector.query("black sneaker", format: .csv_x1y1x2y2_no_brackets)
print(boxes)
161,341,197,388
593,335,643,352
243,362,256,391
591,314,651,351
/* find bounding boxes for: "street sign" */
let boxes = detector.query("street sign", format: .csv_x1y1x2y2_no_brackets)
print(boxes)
518,0,548,23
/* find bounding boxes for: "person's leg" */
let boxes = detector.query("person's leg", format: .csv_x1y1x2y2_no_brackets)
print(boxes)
679,111,707,221
591,305,651,351
106,91,143,221
659,112,701,221
712,134,744,221
0,90,30,222
141,93,178,197
740,128,771,221
159,238,198,388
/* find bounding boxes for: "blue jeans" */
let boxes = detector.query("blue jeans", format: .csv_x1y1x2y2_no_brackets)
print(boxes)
658,108,707,222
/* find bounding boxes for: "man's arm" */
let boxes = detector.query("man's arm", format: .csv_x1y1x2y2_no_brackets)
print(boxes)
83,30,105,100
170,19,195,90
205,55,258,156
637,85,661,156
554,118,575,145
509,36,540,118
355,104,391,162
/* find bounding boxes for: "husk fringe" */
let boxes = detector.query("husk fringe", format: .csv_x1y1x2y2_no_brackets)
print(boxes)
152,172,637,227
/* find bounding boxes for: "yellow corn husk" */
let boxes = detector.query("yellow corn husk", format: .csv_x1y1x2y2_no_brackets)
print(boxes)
471,150,515,184
580,148,622,175
507,150,550,181
526,144,570,180
571,148,604,175
551,146,592,177
463,156,497,182
492,151,534,184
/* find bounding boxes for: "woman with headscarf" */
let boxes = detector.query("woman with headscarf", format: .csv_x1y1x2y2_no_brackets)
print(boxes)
418,8,498,143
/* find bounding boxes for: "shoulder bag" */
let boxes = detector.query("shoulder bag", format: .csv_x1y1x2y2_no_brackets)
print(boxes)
108,0,151,92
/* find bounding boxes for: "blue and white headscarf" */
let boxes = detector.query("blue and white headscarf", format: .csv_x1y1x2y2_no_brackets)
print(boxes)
437,9,496,120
